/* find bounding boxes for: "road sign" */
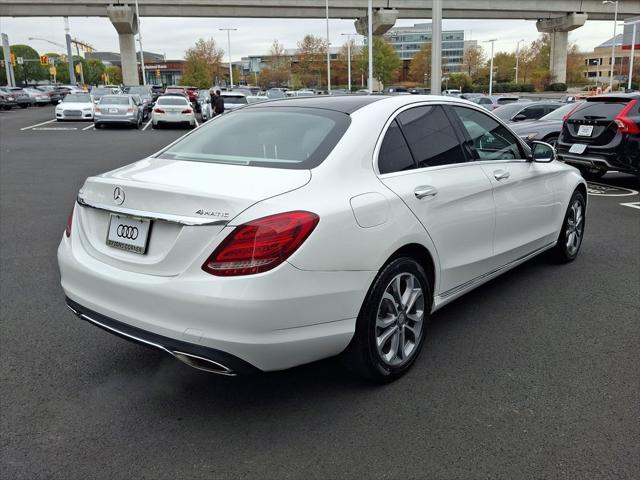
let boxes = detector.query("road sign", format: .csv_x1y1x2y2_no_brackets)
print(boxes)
40,55,48,66
17,56,23,65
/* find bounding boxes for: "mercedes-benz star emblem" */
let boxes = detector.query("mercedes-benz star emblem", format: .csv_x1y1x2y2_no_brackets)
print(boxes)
113,187,125,205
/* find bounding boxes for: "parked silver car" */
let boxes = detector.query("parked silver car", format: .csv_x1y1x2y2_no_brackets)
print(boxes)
94,95,144,129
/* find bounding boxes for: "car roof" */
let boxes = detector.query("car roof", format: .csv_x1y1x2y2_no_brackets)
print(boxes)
586,93,640,101
250,95,388,114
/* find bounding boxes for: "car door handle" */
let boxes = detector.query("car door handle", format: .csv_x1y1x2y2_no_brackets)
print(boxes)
414,186,438,199
493,170,511,181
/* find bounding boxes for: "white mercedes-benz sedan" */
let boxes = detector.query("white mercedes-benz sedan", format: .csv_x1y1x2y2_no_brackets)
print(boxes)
58,95,587,382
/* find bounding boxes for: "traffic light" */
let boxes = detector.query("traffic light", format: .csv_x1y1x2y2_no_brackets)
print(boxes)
155,68,160,78
75,63,81,74
40,55,48,66
10,53,16,66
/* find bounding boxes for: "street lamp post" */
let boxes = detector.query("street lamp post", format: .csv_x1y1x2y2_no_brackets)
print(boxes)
341,33,358,93
220,28,237,88
485,39,497,95
367,0,373,93
514,39,524,84
64,17,76,85
626,19,639,90
325,0,331,92
134,0,146,85
603,1,619,91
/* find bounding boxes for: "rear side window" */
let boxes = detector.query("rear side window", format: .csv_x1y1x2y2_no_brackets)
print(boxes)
519,105,547,120
397,105,466,168
378,120,415,174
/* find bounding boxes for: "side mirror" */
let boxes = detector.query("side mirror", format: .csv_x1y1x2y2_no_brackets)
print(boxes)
58,99,62,104
513,113,528,121
206,98,211,104
531,141,555,163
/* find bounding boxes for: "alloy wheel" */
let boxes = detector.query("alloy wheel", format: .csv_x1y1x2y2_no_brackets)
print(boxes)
565,199,584,256
375,272,425,367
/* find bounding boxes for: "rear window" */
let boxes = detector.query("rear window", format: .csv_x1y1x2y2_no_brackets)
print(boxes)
540,102,583,121
569,100,632,120
157,97,188,105
91,88,112,95
157,107,350,169
99,96,129,105
222,96,248,105
497,98,519,105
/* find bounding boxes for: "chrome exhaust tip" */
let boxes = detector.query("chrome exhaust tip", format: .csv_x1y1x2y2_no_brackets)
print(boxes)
171,351,237,376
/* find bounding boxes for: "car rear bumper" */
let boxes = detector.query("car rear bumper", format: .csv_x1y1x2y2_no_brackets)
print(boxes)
152,113,195,125
94,115,137,124
56,112,94,120
558,147,639,175
57,233,374,372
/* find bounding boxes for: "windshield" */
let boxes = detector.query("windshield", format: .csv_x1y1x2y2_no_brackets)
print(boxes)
158,107,350,169
540,102,583,121
157,97,189,105
91,88,112,95
64,94,91,103
99,96,129,105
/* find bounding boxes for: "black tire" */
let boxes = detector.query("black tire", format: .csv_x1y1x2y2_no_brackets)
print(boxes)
20,104,28,109
151,123,158,129
578,167,606,181
551,190,586,263
94,123,102,129
342,257,432,382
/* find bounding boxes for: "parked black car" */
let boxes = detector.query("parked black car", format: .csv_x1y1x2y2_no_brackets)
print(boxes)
510,102,585,147
0,91,18,110
492,101,562,123
150,85,164,101
557,93,640,179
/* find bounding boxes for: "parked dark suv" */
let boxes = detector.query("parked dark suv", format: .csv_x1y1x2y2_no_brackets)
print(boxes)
556,93,640,179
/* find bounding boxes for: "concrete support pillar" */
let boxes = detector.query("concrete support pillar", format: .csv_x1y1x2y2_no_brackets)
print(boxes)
107,5,139,86
549,30,569,83
537,13,587,84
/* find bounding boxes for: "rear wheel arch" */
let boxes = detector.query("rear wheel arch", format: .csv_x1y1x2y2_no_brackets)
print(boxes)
385,243,436,300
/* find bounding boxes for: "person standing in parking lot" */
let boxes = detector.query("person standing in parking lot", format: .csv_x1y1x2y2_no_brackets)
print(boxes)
213,89,225,117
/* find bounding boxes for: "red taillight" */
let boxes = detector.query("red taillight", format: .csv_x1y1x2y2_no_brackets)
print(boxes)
181,108,192,114
614,99,640,134
95,107,101,113
153,108,165,113
202,211,320,276
65,205,74,238
563,102,583,121
127,107,134,112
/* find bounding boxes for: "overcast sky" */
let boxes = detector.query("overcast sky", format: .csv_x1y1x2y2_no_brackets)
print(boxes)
0,16,619,60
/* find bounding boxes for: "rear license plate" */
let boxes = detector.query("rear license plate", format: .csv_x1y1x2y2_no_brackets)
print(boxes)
109,108,118,113
577,125,594,136
106,214,151,254
569,143,588,154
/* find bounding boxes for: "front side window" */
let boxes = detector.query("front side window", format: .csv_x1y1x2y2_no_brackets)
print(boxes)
378,119,415,174
453,106,524,161
396,106,466,168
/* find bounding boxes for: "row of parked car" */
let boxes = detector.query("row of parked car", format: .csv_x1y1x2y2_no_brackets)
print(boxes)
0,84,87,110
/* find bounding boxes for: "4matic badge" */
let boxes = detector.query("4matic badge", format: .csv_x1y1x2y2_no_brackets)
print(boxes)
195,209,230,218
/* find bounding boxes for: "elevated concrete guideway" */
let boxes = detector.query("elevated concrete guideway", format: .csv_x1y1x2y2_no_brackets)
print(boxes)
1,0,639,20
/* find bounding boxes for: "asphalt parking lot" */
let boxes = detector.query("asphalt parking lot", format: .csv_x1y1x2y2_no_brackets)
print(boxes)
1,105,639,479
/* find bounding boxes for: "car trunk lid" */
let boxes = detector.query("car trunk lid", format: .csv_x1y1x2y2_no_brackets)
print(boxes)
563,97,637,145
76,157,311,276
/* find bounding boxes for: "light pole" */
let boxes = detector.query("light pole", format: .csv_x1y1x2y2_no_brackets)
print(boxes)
603,1,619,91
431,0,443,94
367,0,373,93
325,0,331,92
134,0,146,85
342,33,358,92
220,28,237,88
485,39,496,95
625,19,639,90
514,39,524,84
64,17,76,85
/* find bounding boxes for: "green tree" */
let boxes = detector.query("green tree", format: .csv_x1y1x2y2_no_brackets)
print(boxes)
0,44,48,86
446,73,472,92
463,44,485,82
182,38,224,88
266,40,290,86
104,65,122,85
83,59,106,86
358,37,402,88
492,52,516,83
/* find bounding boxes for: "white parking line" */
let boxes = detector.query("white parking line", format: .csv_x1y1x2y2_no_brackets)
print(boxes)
82,124,95,131
32,127,77,131
620,202,640,210
194,118,199,128
20,119,56,131
142,119,152,131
